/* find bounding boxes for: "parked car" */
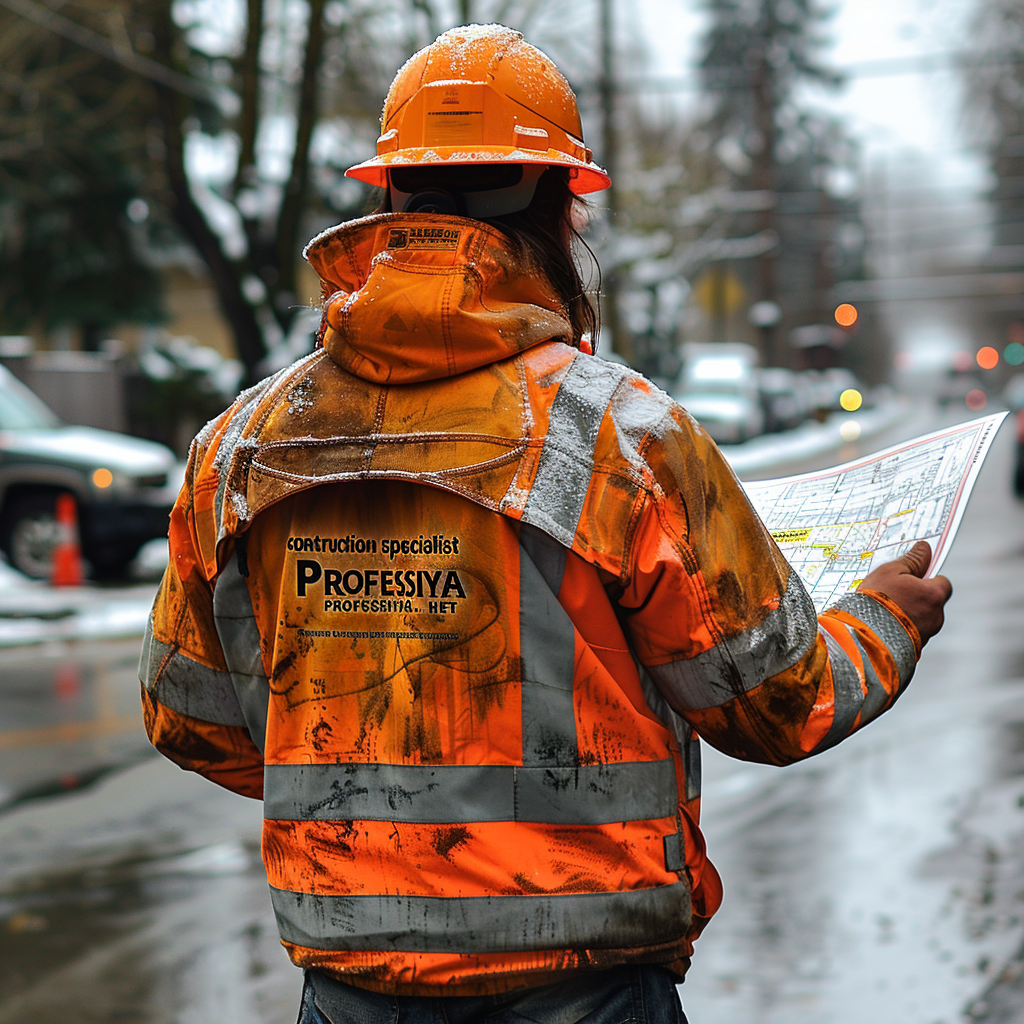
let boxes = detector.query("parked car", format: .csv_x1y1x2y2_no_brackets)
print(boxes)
1004,373,1024,413
1014,409,1024,499
675,344,765,445
0,365,179,578
937,366,985,407
1006,374,1024,498
803,367,873,416
676,383,766,444
757,367,806,433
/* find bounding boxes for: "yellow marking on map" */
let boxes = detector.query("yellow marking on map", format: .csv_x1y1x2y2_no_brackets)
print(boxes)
860,551,873,559
891,508,914,517
811,544,838,559
771,528,812,543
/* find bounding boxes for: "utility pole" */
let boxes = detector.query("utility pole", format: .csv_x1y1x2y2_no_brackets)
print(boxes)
751,13,780,366
598,0,631,361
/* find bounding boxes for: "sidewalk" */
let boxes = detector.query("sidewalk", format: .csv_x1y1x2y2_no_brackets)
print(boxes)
0,562,157,648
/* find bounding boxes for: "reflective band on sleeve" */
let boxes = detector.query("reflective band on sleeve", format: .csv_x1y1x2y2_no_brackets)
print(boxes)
523,354,623,547
139,618,248,727
269,881,692,953
646,574,818,711
518,532,577,767
213,549,270,752
816,628,866,752
263,759,678,825
850,632,890,724
832,592,917,689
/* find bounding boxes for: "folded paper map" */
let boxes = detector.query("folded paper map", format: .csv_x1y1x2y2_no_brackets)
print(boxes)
742,412,1007,612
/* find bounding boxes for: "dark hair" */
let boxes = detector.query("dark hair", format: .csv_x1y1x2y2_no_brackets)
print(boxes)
372,167,599,347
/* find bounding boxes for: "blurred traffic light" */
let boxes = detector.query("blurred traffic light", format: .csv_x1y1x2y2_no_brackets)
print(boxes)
976,347,999,370
834,304,858,328
1005,342,1024,366
839,389,863,412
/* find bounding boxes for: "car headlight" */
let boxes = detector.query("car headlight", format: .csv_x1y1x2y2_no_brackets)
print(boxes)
92,467,115,489
90,467,133,494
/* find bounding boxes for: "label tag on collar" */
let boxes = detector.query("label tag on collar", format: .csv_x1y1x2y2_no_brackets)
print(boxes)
387,227,460,251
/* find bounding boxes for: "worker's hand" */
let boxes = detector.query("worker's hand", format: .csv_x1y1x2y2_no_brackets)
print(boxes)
858,540,952,646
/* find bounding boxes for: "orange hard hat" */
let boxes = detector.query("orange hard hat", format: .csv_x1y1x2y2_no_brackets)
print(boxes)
345,25,610,195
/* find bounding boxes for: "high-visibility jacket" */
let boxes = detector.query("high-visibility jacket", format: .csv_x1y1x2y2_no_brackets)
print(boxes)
141,213,922,996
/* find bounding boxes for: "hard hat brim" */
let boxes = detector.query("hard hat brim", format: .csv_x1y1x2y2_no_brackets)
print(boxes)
345,147,611,196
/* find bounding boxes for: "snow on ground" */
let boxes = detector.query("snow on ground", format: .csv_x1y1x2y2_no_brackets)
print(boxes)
721,396,914,476
0,549,162,648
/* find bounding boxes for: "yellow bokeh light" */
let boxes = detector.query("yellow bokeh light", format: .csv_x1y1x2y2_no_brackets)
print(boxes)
834,303,858,327
840,421,862,442
839,388,863,412
92,468,113,488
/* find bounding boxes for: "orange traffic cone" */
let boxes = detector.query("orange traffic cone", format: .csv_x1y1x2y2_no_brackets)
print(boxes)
51,493,83,587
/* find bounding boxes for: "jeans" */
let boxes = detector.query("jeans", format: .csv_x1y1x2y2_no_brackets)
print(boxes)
297,965,688,1024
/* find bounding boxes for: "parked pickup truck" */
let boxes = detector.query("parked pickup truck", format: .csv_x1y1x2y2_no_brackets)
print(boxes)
0,364,179,578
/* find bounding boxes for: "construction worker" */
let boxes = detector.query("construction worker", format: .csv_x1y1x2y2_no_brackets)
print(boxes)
140,24,952,1024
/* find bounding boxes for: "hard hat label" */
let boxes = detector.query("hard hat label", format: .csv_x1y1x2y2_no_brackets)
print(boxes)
425,110,484,145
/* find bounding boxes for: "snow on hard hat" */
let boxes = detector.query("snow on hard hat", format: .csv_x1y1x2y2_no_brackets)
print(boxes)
345,24,611,195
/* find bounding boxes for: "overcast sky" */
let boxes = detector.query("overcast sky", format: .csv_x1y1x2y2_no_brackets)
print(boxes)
632,0,984,191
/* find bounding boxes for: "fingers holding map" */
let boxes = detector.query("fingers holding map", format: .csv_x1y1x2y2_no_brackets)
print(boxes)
742,413,1007,613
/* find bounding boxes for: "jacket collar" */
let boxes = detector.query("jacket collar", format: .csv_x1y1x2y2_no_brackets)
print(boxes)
304,213,574,384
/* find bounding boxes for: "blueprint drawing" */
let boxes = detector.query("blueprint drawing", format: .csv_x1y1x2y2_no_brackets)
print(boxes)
743,413,1007,612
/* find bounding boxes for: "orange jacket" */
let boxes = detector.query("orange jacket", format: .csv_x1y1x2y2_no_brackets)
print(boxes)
141,213,921,996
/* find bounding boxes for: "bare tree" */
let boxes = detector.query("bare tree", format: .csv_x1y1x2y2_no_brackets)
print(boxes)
0,0,603,378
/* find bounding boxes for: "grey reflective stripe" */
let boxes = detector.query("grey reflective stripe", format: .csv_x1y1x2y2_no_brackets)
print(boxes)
263,759,678,824
269,881,691,953
212,386,266,538
646,573,818,711
210,356,320,541
213,548,270,752
519,522,567,594
139,615,166,694
832,592,917,689
139,617,248,727
519,531,577,767
522,354,623,547
606,376,677,474
637,660,698,803
817,628,866,752
851,632,890,723
681,726,701,804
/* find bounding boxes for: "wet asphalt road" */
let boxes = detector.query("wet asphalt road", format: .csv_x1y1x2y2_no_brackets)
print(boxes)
0,404,1022,1023
0,639,152,809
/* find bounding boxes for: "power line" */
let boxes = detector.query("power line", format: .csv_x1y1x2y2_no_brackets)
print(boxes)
611,49,1023,95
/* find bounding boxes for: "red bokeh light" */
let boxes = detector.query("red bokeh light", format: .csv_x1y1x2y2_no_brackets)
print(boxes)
965,389,987,411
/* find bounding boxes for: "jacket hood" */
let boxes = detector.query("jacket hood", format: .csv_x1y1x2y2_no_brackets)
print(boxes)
304,213,574,384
